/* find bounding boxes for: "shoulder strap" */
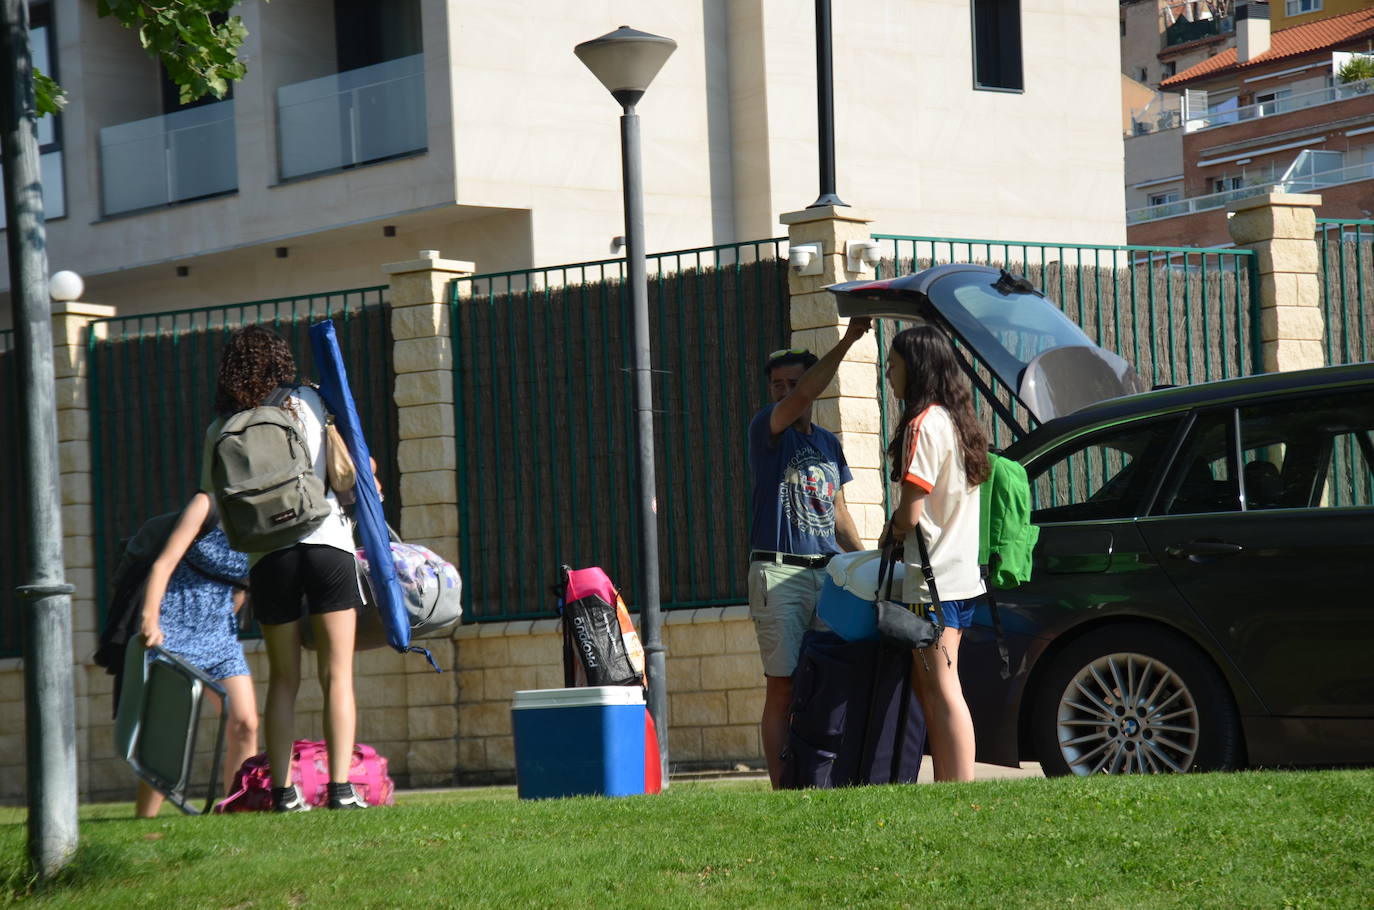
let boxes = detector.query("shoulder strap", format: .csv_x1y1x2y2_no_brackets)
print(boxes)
981,558,1011,680
263,383,296,408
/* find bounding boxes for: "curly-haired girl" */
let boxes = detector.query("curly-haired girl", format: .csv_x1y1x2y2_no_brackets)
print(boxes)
205,325,365,811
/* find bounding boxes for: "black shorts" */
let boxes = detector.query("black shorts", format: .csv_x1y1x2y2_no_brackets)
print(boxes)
249,544,363,626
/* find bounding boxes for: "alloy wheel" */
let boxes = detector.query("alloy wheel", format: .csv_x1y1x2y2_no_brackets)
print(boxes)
1052,651,1200,774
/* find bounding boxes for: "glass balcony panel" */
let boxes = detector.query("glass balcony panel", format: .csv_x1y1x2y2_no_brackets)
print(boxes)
277,53,426,181
99,100,237,216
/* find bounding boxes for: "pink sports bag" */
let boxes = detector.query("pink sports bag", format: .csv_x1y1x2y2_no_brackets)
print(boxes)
214,739,396,812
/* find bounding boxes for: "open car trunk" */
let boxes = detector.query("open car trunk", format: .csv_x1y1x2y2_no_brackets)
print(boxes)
829,264,1147,438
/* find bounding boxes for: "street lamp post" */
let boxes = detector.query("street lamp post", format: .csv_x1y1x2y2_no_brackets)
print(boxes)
810,0,846,208
575,25,675,787
1,0,79,878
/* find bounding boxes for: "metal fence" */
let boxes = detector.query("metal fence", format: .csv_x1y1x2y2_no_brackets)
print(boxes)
0,330,23,657
449,240,789,622
869,235,1259,508
1316,218,1374,366
87,288,398,621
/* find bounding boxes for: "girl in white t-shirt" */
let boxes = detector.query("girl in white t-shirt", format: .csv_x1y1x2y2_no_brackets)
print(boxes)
880,325,990,782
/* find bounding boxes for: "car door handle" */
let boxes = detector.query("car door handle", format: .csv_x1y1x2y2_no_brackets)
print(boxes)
1166,540,1244,559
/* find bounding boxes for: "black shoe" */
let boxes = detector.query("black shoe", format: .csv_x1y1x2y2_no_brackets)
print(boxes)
272,784,311,813
327,782,368,810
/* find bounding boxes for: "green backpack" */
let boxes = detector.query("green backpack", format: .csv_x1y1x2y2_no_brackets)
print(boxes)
979,453,1040,588
977,453,1041,678
209,385,330,553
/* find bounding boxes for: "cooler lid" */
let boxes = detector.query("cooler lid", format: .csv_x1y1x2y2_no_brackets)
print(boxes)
826,550,903,600
512,686,645,710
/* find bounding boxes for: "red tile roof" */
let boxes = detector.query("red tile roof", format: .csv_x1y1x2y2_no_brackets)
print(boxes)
1161,6,1374,88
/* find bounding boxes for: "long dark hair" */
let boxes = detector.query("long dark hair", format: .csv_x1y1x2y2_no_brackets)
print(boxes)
886,324,990,487
214,325,296,415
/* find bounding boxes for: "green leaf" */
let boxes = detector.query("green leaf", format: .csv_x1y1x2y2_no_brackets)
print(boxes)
33,67,67,118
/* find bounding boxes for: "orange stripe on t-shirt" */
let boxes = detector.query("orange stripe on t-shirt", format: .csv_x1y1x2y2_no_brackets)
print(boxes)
901,405,937,491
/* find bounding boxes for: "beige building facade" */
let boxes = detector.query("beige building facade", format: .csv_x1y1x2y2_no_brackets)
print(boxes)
2,0,1126,326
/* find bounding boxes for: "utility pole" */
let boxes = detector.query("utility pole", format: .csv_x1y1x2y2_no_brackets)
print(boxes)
1,0,79,878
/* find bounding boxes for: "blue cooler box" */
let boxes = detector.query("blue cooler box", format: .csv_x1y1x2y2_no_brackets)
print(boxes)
511,686,645,799
817,550,906,642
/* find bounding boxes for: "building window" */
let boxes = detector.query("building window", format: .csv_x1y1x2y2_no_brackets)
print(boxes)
1285,0,1322,15
1162,61,1177,78
1211,175,1244,193
1120,17,1127,37
1254,88,1291,116
1149,191,1181,206
1135,65,1149,82
972,0,1023,92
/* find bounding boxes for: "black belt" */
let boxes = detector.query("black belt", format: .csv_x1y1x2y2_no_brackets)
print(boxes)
750,551,833,569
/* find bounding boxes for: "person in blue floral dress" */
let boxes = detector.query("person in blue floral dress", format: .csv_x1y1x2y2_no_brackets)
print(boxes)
137,491,258,817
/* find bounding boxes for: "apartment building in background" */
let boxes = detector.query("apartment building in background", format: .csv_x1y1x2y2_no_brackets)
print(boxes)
1128,1,1374,246
0,0,1127,327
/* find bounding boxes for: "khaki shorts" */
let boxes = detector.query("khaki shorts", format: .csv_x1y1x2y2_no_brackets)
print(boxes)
747,560,828,677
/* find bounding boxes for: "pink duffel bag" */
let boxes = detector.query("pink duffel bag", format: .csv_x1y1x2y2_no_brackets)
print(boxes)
214,739,396,812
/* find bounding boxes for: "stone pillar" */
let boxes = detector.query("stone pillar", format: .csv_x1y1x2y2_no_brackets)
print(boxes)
380,251,472,787
384,251,473,565
51,300,117,799
1227,193,1324,372
779,206,885,546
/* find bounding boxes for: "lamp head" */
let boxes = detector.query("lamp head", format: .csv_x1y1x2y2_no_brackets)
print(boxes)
48,270,84,302
575,25,677,107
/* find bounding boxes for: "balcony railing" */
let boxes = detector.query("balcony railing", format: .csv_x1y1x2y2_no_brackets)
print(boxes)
1185,78,1374,133
1127,161,1374,224
277,53,427,181
99,100,237,216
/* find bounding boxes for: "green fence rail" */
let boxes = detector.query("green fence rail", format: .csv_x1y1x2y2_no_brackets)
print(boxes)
0,330,22,657
450,239,789,622
1316,218,1373,366
88,288,398,625
1315,218,1374,508
869,235,1260,509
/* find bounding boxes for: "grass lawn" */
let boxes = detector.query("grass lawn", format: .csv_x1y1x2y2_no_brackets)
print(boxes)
1,770,1371,909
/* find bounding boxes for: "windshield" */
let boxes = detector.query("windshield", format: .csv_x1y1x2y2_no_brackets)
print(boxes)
928,270,1099,394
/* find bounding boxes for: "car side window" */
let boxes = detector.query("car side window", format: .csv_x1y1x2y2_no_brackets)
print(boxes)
1239,391,1374,510
1156,411,1239,516
1029,417,1182,522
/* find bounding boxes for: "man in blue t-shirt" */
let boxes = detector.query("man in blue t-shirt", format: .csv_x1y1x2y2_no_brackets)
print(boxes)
748,317,869,788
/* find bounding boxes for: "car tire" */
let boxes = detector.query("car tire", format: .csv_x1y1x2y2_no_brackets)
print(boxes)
1031,623,1243,776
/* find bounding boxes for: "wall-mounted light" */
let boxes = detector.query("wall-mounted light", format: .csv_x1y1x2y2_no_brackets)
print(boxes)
845,240,882,274
610,235,627,253
48,270,84,302
788,242,823,275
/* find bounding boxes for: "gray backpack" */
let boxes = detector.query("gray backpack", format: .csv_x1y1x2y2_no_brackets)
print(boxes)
210,385,330,553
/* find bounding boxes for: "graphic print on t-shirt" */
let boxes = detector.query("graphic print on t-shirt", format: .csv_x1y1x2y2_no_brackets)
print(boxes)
779,445,840,536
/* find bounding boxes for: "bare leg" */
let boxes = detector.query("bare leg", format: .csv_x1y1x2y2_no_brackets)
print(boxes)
261,621,303,788
218,674,259,793
761,675,793,790
910,627,975,782
311,609,357,783
135,781,163,818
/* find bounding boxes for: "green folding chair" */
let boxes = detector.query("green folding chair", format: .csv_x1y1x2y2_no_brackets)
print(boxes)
115,638,228,815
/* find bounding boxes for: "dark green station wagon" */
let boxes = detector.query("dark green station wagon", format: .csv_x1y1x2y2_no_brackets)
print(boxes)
832,264,1374,775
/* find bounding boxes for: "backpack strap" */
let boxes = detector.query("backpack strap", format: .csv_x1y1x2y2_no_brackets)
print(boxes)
263,384,294,408
981,556,1011,680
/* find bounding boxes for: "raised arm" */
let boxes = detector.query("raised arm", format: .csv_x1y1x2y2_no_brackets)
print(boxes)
140,493,213,650
769,317,871,435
